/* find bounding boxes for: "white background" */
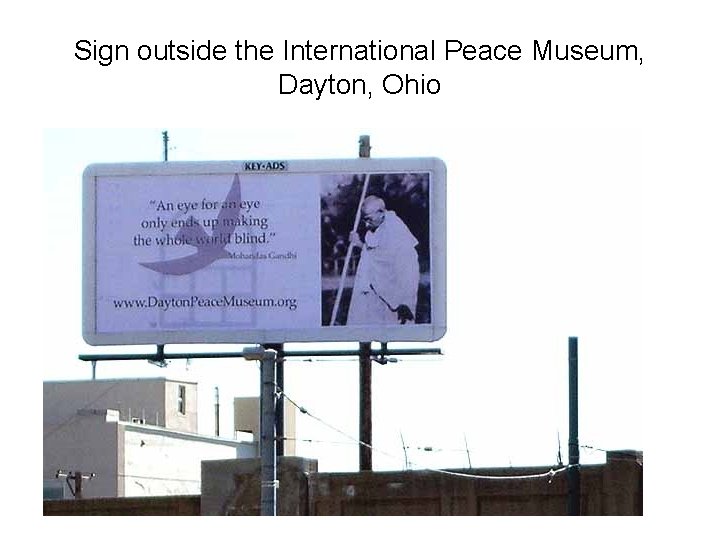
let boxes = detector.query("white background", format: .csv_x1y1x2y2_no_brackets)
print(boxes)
92,171,322,337
5,0,718,534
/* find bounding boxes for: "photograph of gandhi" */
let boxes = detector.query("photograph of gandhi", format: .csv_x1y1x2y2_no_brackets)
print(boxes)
321,173,430,326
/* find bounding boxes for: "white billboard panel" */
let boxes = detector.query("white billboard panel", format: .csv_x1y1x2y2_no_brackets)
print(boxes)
83,158,446,345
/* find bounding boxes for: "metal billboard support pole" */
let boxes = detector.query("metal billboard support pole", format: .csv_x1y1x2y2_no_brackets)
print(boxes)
242,346,278,516
274,345,285,459
263,343,285,458
359,341,372,471
214,386,220,437
358,134,373,471
568,336,580,515
259,349,278,516
162,130,169,162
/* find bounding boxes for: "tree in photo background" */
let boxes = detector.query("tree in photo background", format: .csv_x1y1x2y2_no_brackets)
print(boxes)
320,173,431,325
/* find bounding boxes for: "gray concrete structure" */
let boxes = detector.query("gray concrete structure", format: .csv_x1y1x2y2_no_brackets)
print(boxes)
44,379,256,499
201,457,318,515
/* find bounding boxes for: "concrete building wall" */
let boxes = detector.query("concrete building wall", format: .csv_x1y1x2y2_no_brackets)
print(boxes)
43,409,122,499
234,397,296,455
44,412,256,499
121,425,255,497
201,457,317,515
44,379,255,499
163,380,198,433
44,378,198,432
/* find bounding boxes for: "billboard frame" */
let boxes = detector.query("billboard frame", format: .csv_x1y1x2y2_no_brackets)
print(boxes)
83,157,446,346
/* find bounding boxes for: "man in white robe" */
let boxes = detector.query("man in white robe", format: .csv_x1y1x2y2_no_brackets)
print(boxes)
347,196,420,325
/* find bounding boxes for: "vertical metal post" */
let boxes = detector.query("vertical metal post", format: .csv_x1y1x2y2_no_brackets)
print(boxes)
358,135,373,472
359,341,372,471
359,134,371,158
260,351,277,516
568,336,580,515
214,386,220,437
91,360,97,381
276,346,285,458
162,131,169,162
264,343,285,457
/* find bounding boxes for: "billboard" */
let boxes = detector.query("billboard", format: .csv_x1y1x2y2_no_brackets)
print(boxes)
83,158,446,345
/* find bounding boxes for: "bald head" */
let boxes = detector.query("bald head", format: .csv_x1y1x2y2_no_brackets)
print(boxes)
361,196,386,230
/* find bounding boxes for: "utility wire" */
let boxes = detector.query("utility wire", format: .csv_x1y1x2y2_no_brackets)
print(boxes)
279,389,399,462
580,445,643,465
278,387,571,482
282,437,359,447
118,473,201,483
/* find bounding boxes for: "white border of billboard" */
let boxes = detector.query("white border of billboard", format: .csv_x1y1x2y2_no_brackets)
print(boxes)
83,158,446,345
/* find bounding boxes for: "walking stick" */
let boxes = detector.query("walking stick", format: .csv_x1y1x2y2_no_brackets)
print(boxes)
330,174,371,325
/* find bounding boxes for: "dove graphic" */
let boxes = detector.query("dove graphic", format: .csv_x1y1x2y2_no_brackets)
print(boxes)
139,174,243,275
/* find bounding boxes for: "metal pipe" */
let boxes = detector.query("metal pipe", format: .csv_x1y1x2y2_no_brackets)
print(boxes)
214,386,220,437
162,131,169,162
260,351,277,516
359,341,372,471
263,343,285,458
275,346,285,458
79,347,441,362
568,336,580,516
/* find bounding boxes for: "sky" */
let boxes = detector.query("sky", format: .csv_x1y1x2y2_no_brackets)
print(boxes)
8,0,720,531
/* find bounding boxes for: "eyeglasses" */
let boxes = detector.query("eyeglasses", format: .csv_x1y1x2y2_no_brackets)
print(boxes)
362,209,384,221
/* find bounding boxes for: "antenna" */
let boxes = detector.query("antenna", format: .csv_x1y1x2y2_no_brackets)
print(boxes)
400,431,409,470
464,433,473,468
556,430,564,466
